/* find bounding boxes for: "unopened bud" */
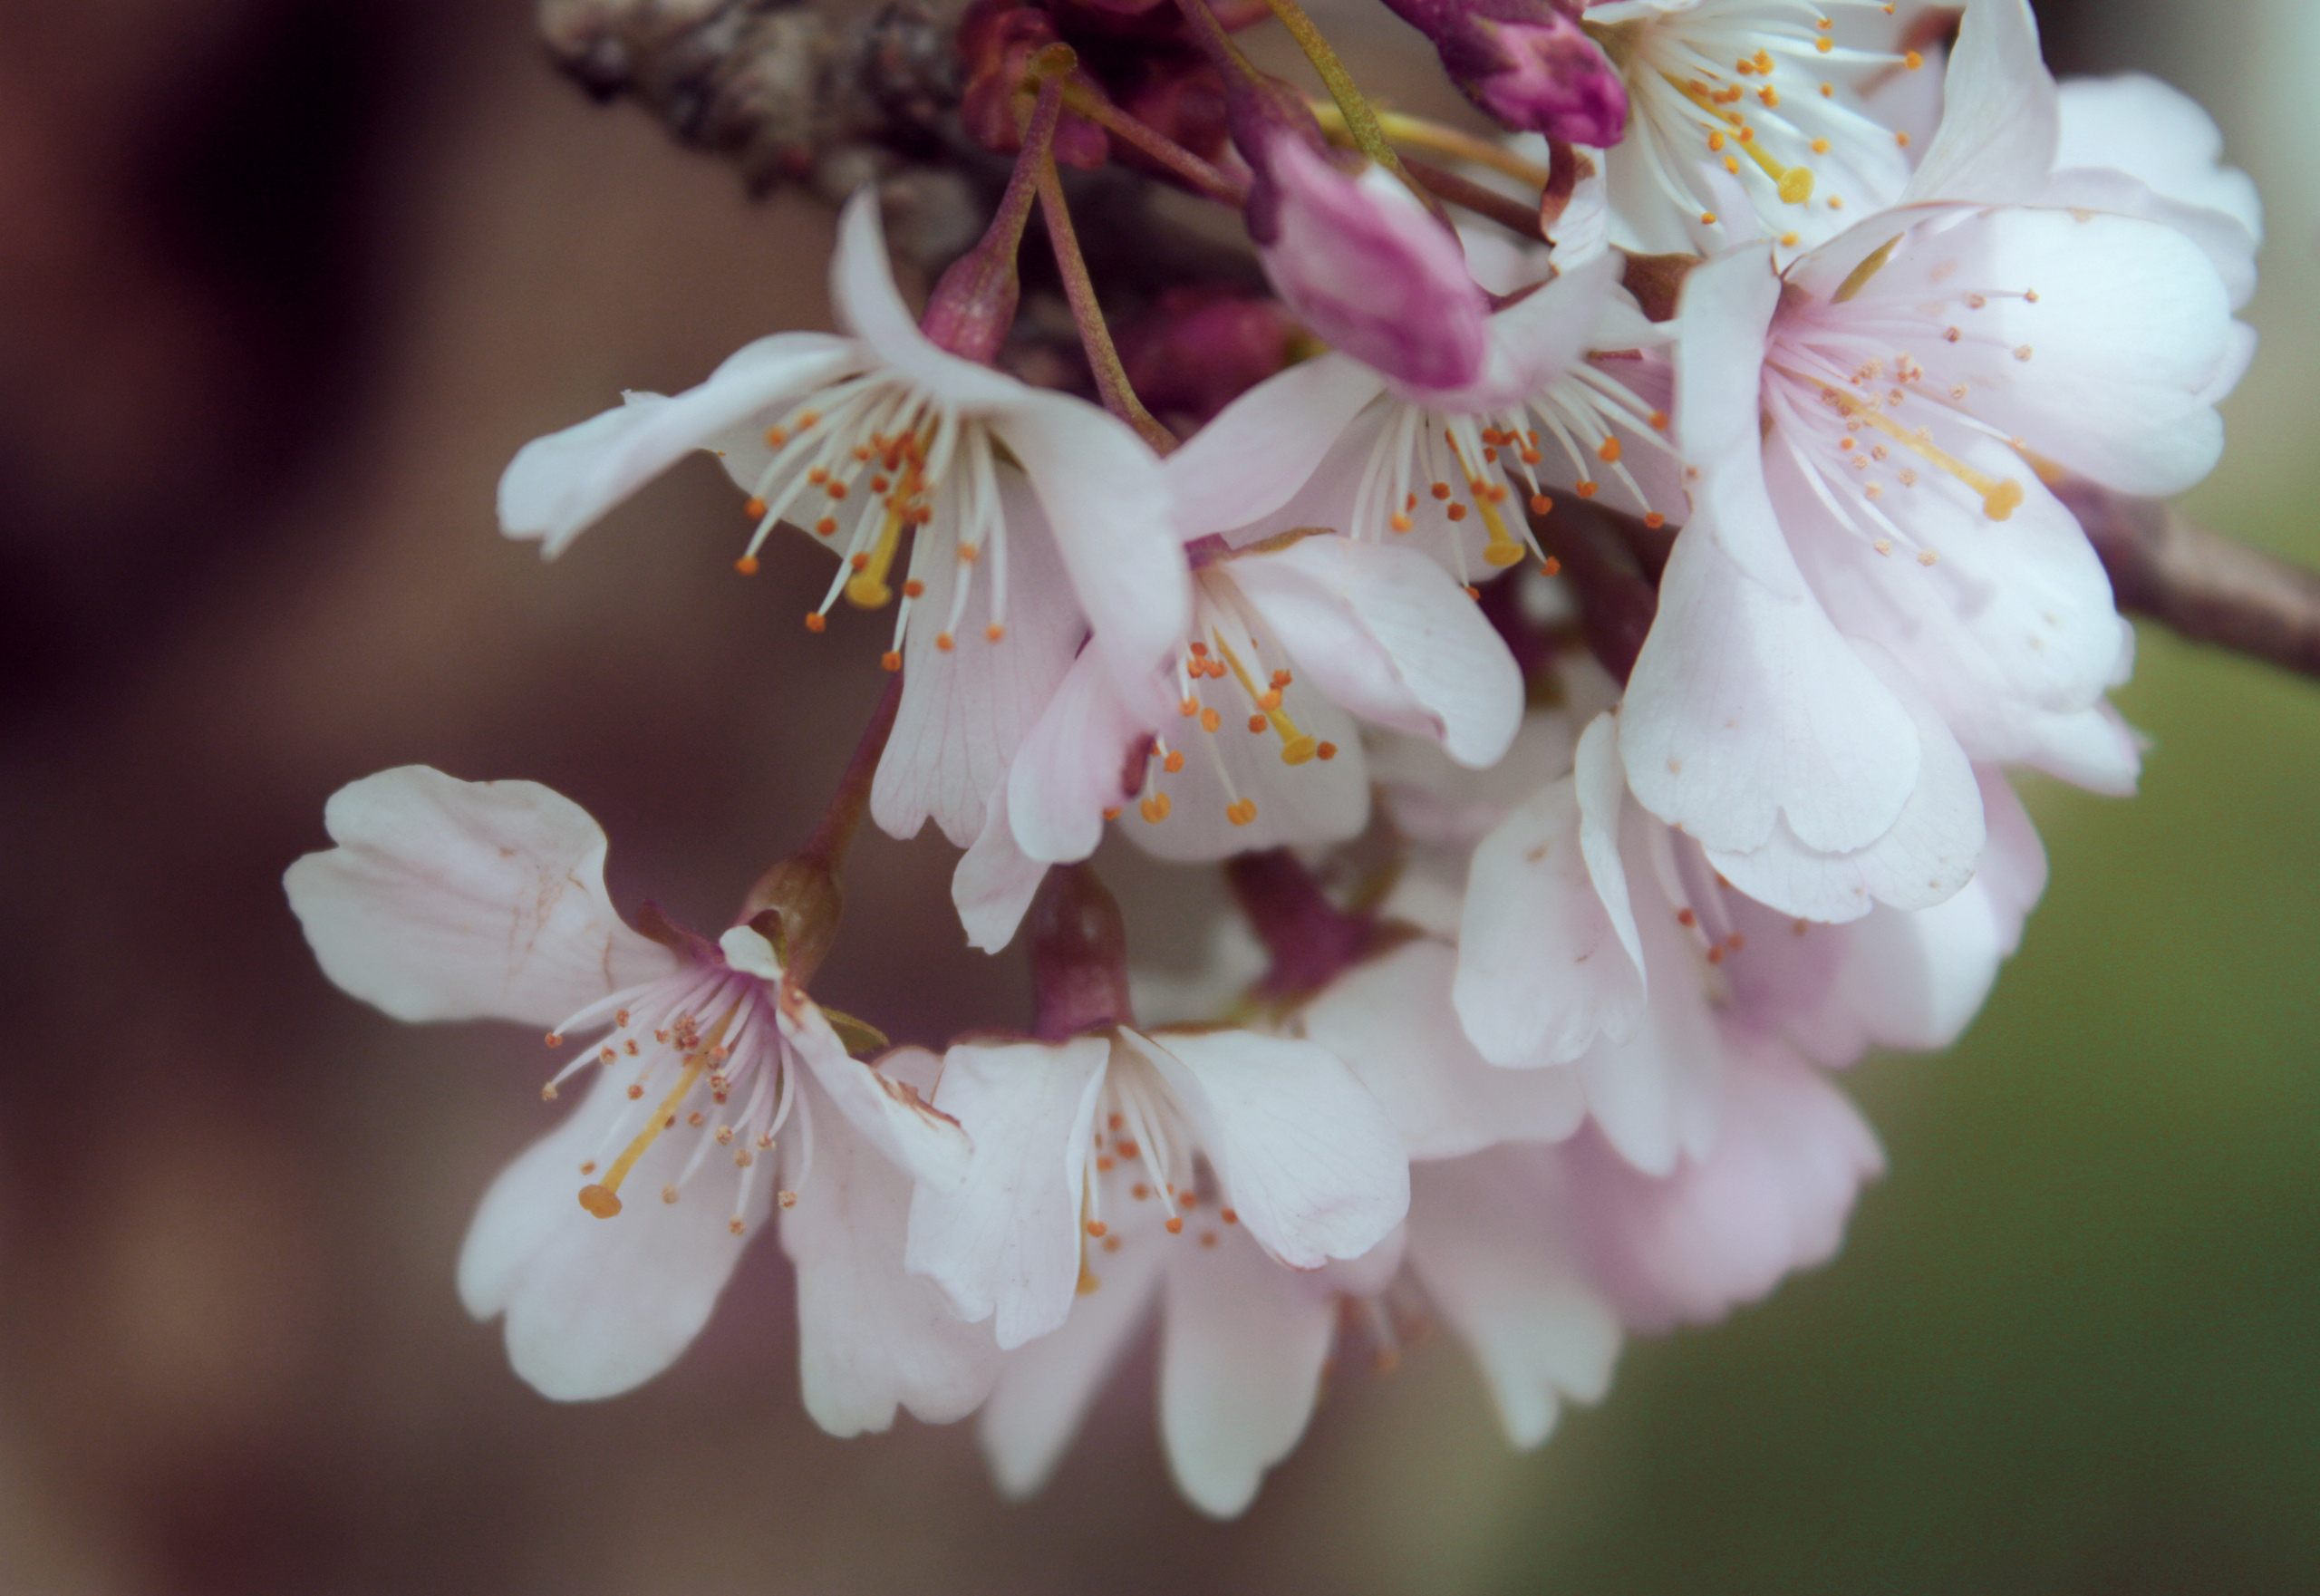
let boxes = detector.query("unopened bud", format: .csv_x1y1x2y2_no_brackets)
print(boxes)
1028,865,1135,1040
1118,285,1296,429
1257,132,1489,393
1380,0,1627,145
959,3,1110,169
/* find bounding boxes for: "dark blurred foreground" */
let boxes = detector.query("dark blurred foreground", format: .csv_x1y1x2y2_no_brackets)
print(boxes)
0,3,2315,1591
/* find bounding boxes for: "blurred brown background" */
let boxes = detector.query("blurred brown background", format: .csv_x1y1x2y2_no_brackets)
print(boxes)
2,2,2315,1591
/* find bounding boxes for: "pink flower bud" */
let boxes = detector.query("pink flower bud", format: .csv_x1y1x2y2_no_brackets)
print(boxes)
1257,132,1489,393
1381,0,1627,144
1118,285,1296,430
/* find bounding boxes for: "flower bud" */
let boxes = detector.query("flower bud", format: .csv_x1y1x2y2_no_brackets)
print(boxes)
1028,865,1135,1040
1118,285,1297,430
1257,131,1489,392
1379,0,1627,144
958,0,1110,169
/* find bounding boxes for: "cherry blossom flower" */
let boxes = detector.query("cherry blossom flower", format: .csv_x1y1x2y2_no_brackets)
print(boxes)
284,766,994,1426
1578,0,1926,256
1451,700,2044,1163
497,191,1186,849
901,1023,1408,1352
1172,149,1684,584
1622,118,2240,914
952,527,1523,949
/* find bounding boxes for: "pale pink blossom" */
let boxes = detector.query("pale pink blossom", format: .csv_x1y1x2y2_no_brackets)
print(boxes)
952,528,1524,949
1579,0,1925,256
497,191,1186,849
901,1024,1408,1351
285,767,993,1423
1622,137,2239,914
1171,245,1684,582
1453,704,2045,1166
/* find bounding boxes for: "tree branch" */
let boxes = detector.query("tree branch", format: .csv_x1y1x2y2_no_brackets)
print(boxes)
2057,481,2320,682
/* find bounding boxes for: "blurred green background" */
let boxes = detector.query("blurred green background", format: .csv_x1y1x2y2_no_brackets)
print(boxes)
0,1,2311,1591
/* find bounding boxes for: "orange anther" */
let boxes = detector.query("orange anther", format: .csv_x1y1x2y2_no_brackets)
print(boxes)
1165,1216,1184,1234
804,612,826,633
935,632,955,653
1189,640,1209,656
1597,437,1623,463
880,650,902,672
1163,750,1184,773
1446,504,1469,522
1530,493,1553,516
1179,696,1199,717
734,555,760,576
958,544,981,564
764,426,788,448
1086,1219,1108,1238
1390,513,1414,533
1644,513,1667,529
1430,482,1453,500
903,578,925,598
815,517,837,537
849,553,870,571
1257,689,1282,711
745,497,768,517
986,624,1006,643
1575,481,1599,498
1200,708,1222,733
1540,556,1561,576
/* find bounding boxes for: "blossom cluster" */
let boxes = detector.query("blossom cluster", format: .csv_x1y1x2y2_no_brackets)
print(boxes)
285,0,2258,1517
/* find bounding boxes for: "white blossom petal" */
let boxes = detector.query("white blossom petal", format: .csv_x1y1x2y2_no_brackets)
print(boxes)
498,335,862,556
1306,942,1587,1158
1167,353,1388,536
1455,714,1646,1067
1404,1149,1619,1448
872,471,1086,846
978,1222,1166,1497
905,1037,1112,1349
1228,535,1522,767
952,778,1054,954
1900,0,2056,206
285,766,680,1030
457,1067,769,1401
1127,1030,1408,1270
780,1003,973,1192
1701,645,1984,923
1156,1229,1338,1518
785,1062,1003,1436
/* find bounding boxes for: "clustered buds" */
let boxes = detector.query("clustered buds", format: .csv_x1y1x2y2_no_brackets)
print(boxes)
1380,0,1627,144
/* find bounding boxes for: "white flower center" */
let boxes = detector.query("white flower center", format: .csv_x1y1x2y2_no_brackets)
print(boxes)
1763,242,2044,563
540,962,802,1236
1352,366,1677,576
1589,0,1921,244
1126,566,1339,835
730,371,1013,668
1076,1034,1240,1272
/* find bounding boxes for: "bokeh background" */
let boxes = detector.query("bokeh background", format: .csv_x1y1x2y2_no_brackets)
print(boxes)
2,1,2314,1591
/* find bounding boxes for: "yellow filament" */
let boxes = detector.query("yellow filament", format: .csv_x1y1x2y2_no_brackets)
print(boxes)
1445,437,1528,569
1832,235,1901,305
845,507,905,608
1821,384,2025,520
1666,73,1812,200
576,1040,718,1216
1212,629,1317,765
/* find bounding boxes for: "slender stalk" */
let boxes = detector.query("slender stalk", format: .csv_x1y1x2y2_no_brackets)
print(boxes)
1034,157,1179,452
991,63,1072,254
798,669,904,869
1261,0,1439,214
1310,102,1552,189
1058,80,1251,206
1401,154,1543,238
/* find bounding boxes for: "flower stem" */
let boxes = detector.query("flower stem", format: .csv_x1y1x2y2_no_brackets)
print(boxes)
1224,848,1387,1001
1260,0,1439,214
1400,154,1544,238
1310,102,1553,189
798,668,904,871
1034,156,1178,452
1058,79,1252,206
